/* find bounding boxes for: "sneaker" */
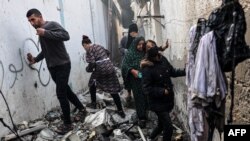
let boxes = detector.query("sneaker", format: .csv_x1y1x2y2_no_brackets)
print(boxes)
54,124,73,135
86,102,97,109
73,108,88,122
117,110,126,118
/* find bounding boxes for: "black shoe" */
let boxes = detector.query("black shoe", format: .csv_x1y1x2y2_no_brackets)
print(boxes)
117,110,126,118
73,108,88,122
54,124,73,135
86,102,97,109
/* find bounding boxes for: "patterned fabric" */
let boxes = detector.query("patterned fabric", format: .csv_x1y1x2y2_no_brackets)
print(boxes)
121,37,145,89
121,37,147,119
86,44,121,93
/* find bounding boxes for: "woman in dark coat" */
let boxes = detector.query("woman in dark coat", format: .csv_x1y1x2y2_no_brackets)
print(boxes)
82,35,125,118
141,41,185,141
121,36,147,126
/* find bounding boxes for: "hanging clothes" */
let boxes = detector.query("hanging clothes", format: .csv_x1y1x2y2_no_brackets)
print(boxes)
186,25,209,141
186,27,228,141
191,31,227,107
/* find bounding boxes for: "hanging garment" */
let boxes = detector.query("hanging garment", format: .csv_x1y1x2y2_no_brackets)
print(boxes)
186,25,209,141
191,31,227,107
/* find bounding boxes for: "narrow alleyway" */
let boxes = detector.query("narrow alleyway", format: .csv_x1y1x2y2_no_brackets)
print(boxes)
1,0,250,141
1,68,187,141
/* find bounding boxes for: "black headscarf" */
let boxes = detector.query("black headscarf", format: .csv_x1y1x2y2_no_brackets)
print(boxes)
147,46,159,61
126,23,138,49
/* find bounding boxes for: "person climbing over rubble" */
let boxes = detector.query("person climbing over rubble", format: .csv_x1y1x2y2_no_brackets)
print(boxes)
81,35,126,118
121,36,148,128
141,40,185,141
26,8,87,135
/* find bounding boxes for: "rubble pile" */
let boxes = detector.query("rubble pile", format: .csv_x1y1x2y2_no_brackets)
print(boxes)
2,90,185,141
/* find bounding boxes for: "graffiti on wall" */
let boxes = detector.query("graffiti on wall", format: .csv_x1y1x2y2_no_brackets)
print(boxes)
23,38,51,87
0,38,51,90
8,48,24,88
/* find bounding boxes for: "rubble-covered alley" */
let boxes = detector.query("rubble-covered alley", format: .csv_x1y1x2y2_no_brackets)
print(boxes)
1,0,250,141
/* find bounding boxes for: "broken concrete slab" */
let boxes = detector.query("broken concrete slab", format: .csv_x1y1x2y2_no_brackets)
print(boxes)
4,124,47,141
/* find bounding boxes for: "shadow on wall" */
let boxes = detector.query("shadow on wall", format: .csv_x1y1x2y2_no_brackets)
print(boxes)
110,16,120,66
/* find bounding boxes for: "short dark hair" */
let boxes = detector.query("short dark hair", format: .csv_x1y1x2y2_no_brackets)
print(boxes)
146,40,157,47
26,8,42,17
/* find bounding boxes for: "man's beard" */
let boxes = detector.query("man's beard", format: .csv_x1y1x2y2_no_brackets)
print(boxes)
33,25,40,29
33,25,41,29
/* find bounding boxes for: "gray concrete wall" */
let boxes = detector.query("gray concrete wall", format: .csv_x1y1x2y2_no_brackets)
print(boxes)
0,0,108,137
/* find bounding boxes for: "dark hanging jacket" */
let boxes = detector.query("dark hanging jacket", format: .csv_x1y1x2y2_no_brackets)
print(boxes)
141,56,185,112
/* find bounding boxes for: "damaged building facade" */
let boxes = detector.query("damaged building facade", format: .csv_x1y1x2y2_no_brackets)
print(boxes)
1,0,250,140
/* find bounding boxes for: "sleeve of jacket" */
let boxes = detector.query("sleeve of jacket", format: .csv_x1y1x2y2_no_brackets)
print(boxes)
34,52,44,62
86,47,95,63
170,66,186,77
121,52,133,79
43,22,70,41
142,67,165,98
166,59,186,77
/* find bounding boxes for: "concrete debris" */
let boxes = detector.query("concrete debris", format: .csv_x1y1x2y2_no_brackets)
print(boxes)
39,128,55,140
4,124,47,141
5,89,186,141
111,129,131,141
45,108,61,122
61,131,73,141
84,109,112,129
88,130,96,140
29,121,47,128
137,126,146,141
68,133,82,141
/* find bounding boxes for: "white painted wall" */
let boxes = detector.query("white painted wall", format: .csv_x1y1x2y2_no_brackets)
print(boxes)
0,0,108,137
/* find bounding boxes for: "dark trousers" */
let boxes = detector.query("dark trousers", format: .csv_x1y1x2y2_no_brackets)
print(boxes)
89,84,123,111
49,63,84,124
131,78,147,120
150,111,173,141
